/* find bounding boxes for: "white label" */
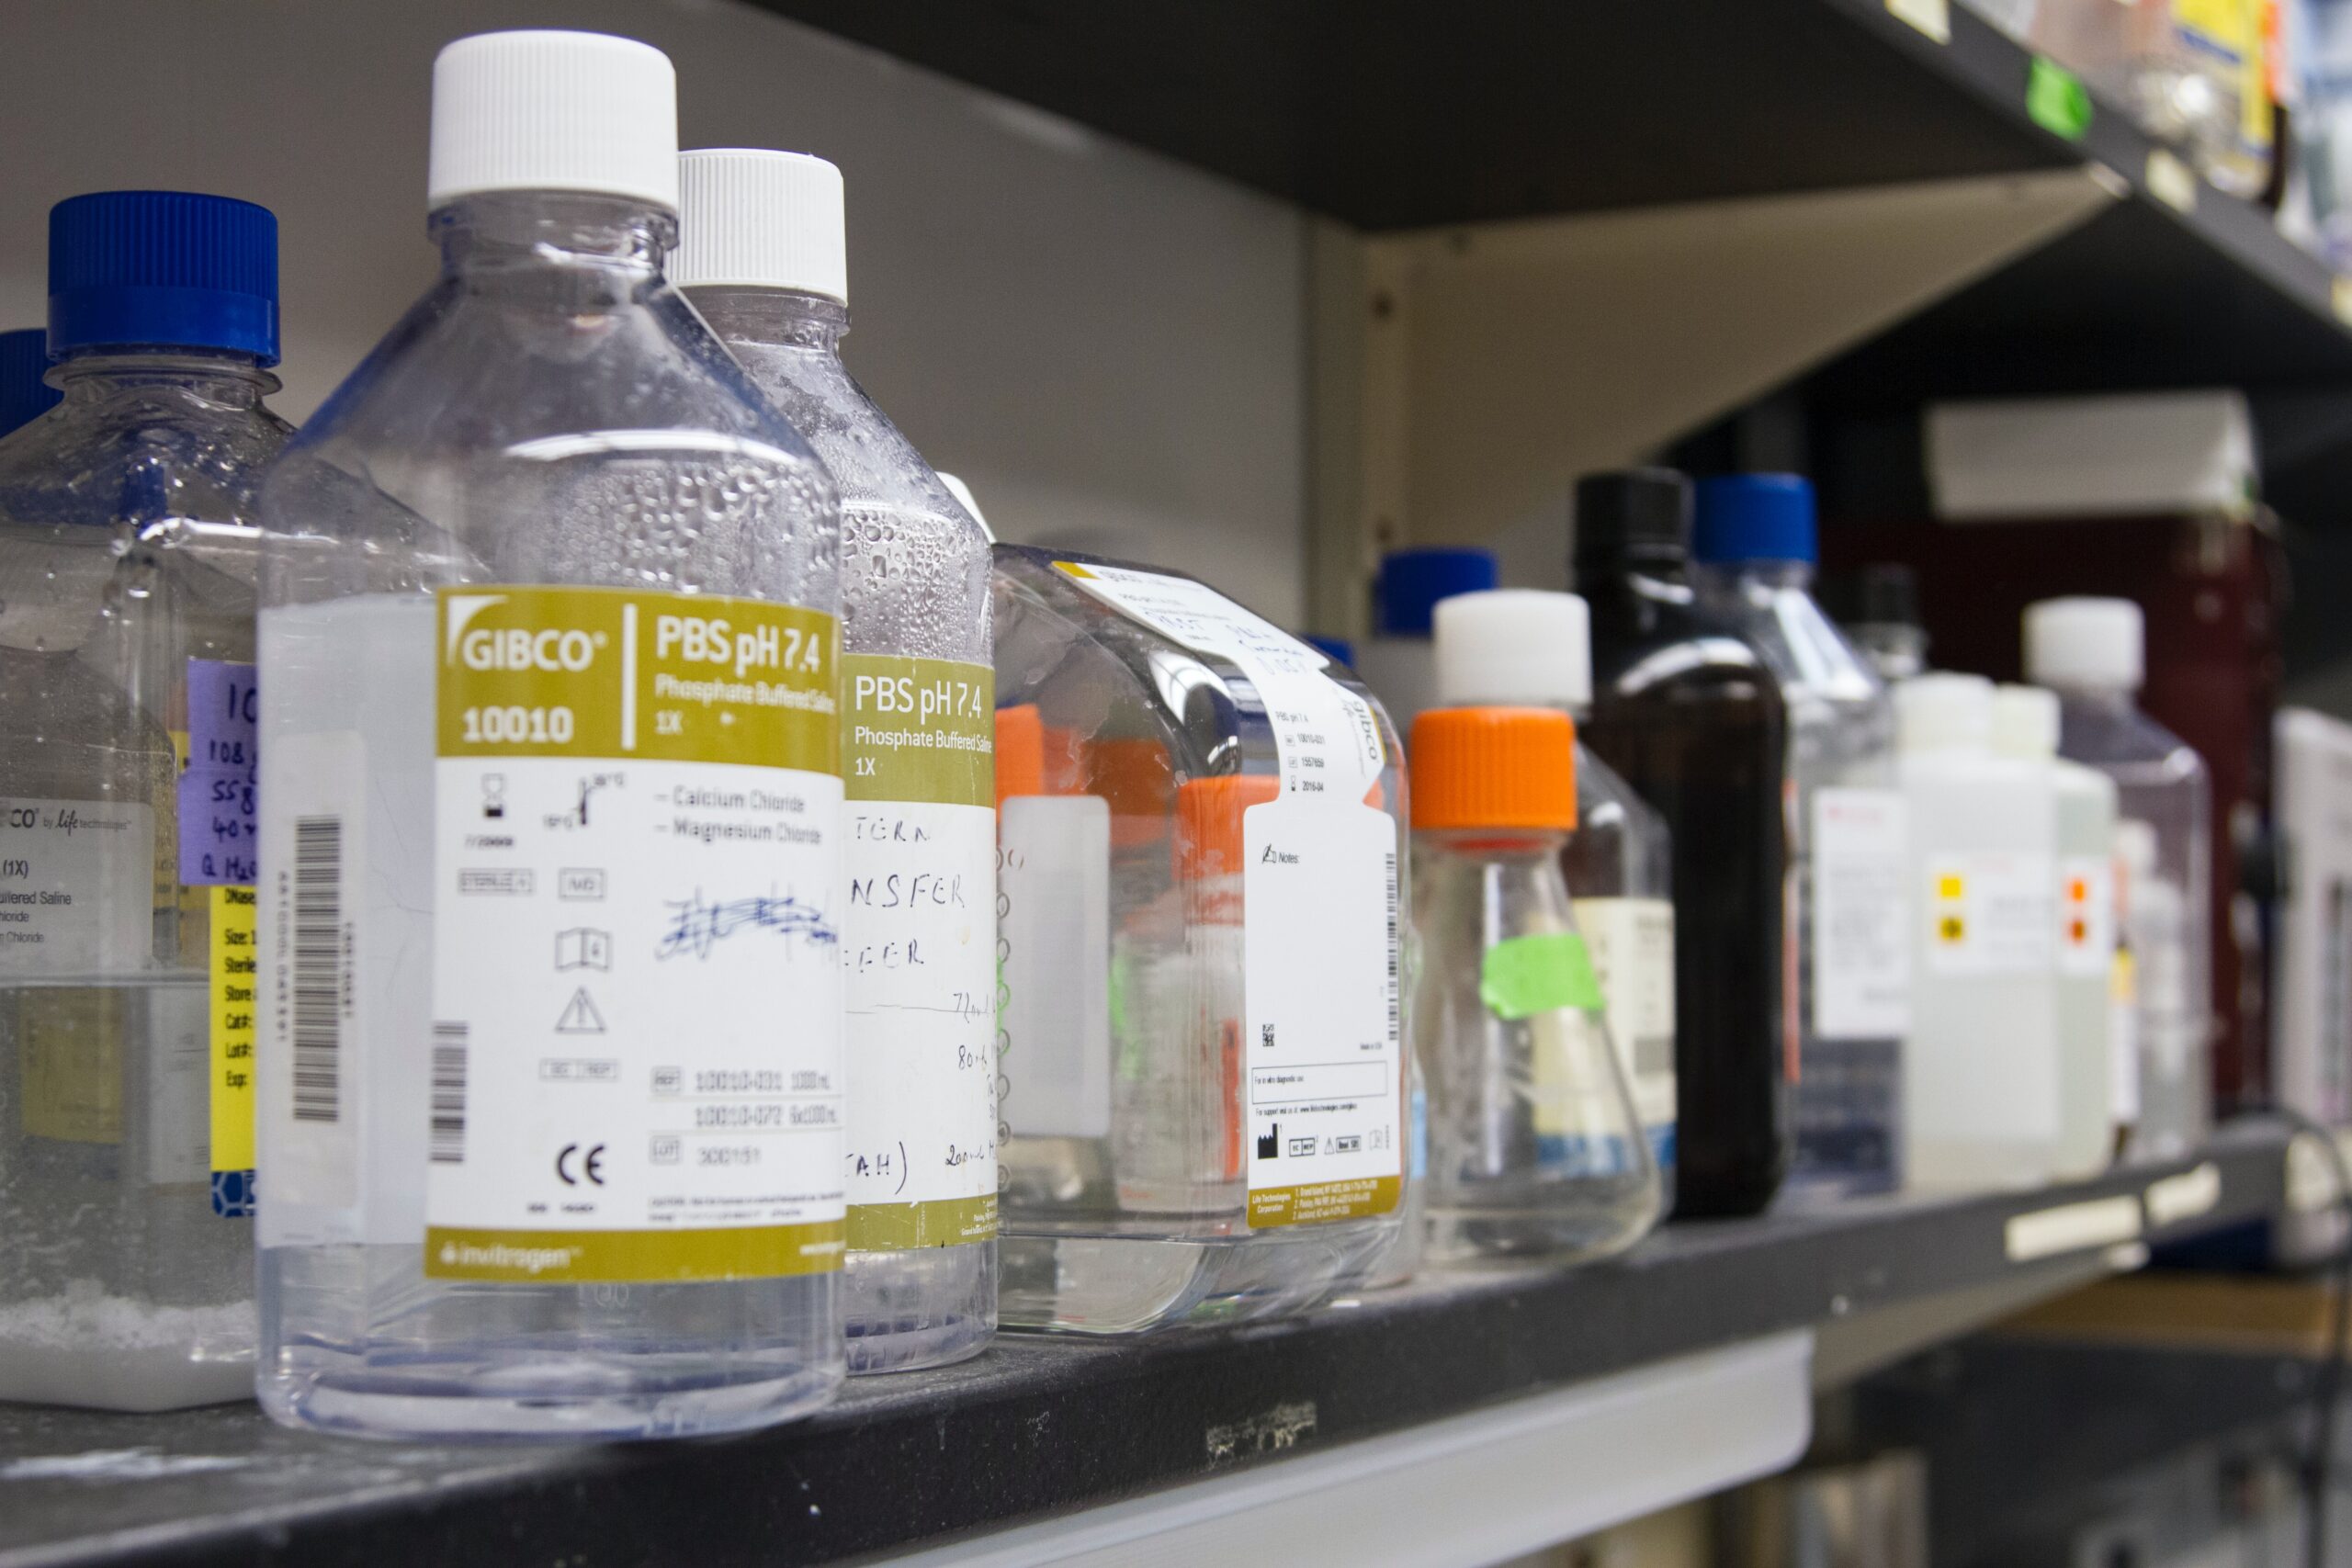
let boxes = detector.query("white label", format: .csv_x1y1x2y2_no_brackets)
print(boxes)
1814,788,1912,1038
1000,795,1112,1139
2111,949,2143,1122
426,756,845,1247
1053,562,1384,798
2056,854,2118,979
1574,896,1677,1140
0,798,153,975
147,981,209,1183
255,729,364,1237
842,800,997,1214
1926,852,2056,975
1242,800,1402,1219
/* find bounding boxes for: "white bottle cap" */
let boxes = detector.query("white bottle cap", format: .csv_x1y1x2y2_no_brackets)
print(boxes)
1989,683,2061,761
1431,590,1591,709
429,31,680,212
673,149,847,303
2023,596,2144,692
937,472,993,543
1896,672,1995,754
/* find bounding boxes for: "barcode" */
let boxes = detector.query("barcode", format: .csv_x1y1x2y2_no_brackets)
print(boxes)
430,1024,469,1165
1384,851,1400,1048
291,816,345,1124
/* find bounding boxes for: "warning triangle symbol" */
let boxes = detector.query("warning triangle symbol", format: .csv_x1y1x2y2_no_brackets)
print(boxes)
556,987,607,1034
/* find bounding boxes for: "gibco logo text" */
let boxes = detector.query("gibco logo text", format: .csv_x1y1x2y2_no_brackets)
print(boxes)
438,1240,582,1276
443,594,602,671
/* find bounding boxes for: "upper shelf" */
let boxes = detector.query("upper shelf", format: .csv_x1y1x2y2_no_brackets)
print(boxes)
758,0,2352,400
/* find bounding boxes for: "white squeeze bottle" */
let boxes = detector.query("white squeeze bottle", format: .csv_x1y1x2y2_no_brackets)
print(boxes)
2024,597,2211,1157
254,31,847,1439
1897,674,2064,1191
674,149,995,1375
1992,684,2117,1179
1430,590,1679,1211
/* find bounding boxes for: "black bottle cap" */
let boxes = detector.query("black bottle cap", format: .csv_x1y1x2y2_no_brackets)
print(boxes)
1572,468,1691,579
1818,562,1920,630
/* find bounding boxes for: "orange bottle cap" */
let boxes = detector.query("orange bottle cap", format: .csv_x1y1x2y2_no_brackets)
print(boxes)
1174,773,1282,881
995,705,1045,807
1085,736,1177,849
1408,706,1577,831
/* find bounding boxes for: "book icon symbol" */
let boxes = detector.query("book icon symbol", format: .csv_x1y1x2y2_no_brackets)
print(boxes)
1257,1122,1279,1160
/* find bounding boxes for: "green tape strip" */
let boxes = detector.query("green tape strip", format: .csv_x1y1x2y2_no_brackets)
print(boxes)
1480,931,1604,1021
2026,56,2092,141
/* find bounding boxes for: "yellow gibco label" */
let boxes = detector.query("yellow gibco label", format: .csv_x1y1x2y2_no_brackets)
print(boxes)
424,583,849,1285
436,586,838,772
840,653,1000,1247
843,655,993,807
1250,1177,1403,1229
209,885,258,1177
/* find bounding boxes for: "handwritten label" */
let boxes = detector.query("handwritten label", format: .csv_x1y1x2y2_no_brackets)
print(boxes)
179,660,257,886
424,585,846,1283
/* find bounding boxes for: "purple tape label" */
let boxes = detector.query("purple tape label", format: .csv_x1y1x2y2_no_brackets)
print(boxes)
179,659,257,886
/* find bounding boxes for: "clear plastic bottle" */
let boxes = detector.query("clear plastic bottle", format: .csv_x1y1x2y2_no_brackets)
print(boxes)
1574,470,1789,1219
0,193,288,1410
1992,683,2117,1179
1409,705,1658,1261
1820,564,1929,685
2026,597,2212,1158
1431,589,1678,1213
0,330,61,439
253,31,845,1440
993,546,1406,1332
675,149,994,1376
1690,475,1907,1201
1349,547,1497,737
1897,676,2064,1191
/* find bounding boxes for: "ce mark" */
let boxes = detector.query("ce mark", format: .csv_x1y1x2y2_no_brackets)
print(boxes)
556,1143,607,1187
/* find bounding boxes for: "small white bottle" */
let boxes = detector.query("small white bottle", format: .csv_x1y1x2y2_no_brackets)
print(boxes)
2024,597,2211,1157
1992,683,2117,1179
675,149,996,1375
1430,589,1679,1210
1897,675,2064,1191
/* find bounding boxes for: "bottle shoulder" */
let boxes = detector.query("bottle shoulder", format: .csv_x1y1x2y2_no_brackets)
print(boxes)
0,392,291,529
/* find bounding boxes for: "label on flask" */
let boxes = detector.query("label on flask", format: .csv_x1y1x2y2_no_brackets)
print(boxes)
0,798,153,976
2056,854,2118,979
1051,561,1401,1228
422,586,845,1284
999,794,1112,1139
1575,896,1678,1152
1925,852,2056,976
209,884,258,1215
840,653,998,1251
1813,788,1912,1039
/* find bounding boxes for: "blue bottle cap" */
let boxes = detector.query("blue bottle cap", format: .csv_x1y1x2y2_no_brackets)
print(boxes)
1305,635,1356,668
1374,547,1498,637
0,330,60,437
1691,474,1817,565
49,191,279,365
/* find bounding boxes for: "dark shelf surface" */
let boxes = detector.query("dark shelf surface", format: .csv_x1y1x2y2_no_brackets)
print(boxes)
758,0,2352,407
0,1122,2291,1568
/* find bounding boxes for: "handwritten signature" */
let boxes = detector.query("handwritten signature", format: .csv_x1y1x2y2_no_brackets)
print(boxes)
656,889,839,962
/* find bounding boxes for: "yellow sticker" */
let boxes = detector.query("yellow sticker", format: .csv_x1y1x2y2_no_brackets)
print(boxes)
209,884,258,1181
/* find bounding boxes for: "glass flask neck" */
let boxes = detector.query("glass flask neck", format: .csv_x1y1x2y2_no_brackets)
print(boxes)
1419,828,1571,864
2051,682,2136,715
433,190,678,298
51,347,279,407
1695,558,1813,593
687,286,850,355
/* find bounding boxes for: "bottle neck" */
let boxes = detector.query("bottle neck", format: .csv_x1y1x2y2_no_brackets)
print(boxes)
51,348,278,407
433,191,677,304
1579,557,1690,640
685,286,850,355
2047,682,2137,715
1694,558,1814,593
1417,828,1570,860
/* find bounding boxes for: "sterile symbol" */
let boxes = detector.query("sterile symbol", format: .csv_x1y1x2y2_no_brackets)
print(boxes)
557,1143,606,1186
555,929,613,972
556,988,607,1033
481,773,506,819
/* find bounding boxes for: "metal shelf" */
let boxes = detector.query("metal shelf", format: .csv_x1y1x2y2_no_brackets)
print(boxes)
0,1122,2296,1567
